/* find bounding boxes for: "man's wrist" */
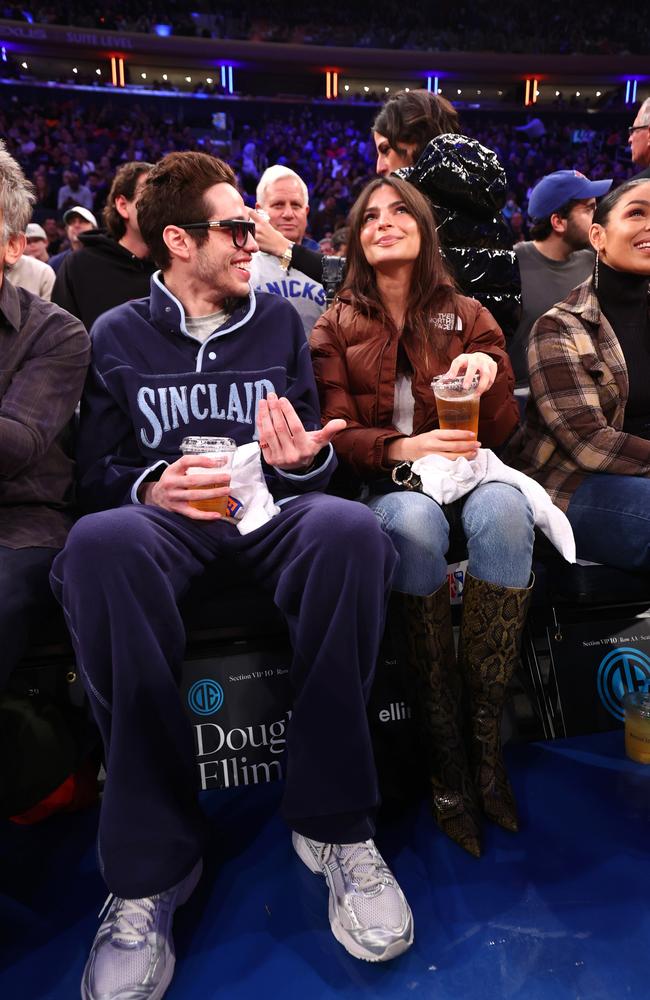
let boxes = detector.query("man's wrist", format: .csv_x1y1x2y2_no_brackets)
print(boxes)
278,242,294,272
138,481,157,504
276,457,315,474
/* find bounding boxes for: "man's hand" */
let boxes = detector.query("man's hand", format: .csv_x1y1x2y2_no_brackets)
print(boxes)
139,455,230,520
247,208,291,258
257,393,346,471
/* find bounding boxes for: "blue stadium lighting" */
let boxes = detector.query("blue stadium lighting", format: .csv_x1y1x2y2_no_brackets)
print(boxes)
228,66,233,93
427,75,440,94
21,10,34,23
221,65,226,88
154,24,172,37
624,79,639,104
1,46,6,63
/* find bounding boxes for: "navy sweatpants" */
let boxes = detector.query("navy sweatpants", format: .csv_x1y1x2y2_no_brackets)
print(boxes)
50,493,397,898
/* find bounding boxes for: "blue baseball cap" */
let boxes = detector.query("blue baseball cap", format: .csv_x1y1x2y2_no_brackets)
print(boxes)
528,170,612,221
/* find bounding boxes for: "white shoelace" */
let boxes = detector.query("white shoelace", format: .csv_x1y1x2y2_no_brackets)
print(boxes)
319,843,385,892
97,894,157,946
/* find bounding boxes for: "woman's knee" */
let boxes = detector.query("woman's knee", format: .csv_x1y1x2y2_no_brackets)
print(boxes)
464,484,534,548
367,493,449,595
368,492,449,555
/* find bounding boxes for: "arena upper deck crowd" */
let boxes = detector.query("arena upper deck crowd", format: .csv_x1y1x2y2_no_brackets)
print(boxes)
4,0,650,55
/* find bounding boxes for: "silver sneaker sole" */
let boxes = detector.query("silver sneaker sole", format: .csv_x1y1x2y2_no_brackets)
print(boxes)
292,834,414,963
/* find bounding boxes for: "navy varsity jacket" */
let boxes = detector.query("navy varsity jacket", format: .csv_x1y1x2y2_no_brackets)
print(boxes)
77,272,336,513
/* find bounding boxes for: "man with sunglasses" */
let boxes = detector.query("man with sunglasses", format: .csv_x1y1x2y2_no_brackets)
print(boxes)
51,151,413,1000
629,99,650,179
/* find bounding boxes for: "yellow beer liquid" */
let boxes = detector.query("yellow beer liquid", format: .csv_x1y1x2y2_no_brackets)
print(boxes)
625,712,650,764
189,488,229,516
186,457,232,515
436,395,480,440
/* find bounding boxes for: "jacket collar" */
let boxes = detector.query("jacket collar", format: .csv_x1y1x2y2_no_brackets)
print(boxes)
553,275,602,326
149,270,255,339
0,277,21,333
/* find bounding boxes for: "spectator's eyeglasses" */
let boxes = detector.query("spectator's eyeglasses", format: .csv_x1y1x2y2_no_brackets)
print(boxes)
628,125,650,136
178,218,255,249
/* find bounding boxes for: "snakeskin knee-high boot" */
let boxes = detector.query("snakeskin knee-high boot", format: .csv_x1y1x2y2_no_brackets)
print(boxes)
459,573,533,832
403,584,482,857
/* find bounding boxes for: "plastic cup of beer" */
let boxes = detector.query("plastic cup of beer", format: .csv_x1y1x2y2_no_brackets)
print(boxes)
180,436,236,515
623,691,650,764
431,372,480,439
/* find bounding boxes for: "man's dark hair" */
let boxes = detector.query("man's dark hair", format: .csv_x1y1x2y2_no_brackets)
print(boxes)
372,90,460,165
136,152,237,270
529,199,581,241
103,161,154,240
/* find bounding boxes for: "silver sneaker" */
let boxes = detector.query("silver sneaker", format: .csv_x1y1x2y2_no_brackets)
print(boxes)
293,833,413,962
81,859,203,1000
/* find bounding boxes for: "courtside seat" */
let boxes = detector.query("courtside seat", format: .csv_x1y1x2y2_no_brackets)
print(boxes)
533,533,650,606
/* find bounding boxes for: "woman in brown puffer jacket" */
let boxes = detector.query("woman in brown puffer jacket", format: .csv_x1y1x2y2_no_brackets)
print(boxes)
311,176,533,858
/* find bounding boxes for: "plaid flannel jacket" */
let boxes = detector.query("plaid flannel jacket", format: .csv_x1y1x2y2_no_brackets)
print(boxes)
504,276,650,512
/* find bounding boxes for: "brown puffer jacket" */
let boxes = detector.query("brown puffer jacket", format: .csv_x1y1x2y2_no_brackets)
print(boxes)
311,293,519,479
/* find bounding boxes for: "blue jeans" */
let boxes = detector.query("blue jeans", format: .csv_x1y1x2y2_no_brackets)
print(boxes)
567,474,650,571
367,483,534,596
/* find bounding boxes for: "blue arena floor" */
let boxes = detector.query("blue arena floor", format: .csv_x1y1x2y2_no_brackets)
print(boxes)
1,730,648,1000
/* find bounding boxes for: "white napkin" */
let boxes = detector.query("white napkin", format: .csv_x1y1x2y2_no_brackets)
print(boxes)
227,443,280,535
411,449,576,563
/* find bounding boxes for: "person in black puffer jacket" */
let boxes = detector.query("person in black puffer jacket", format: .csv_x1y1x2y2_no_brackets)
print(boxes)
372,90,521,342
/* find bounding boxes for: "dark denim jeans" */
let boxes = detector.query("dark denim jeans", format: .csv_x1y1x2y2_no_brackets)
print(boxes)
567,474,650,571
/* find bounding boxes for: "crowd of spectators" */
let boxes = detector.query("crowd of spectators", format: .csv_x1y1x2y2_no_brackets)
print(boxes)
5,0,650,55
1,96,639,248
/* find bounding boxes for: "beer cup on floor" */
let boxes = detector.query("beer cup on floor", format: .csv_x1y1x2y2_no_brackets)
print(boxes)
181,436,236,515
431,373,480,439
624,691,650,764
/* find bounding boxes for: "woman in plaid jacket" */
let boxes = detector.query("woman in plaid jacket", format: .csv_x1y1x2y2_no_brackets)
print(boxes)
505,177,650,571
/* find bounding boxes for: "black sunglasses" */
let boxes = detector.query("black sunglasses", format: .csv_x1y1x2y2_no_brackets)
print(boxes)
178,218,256,249
628,125,650,136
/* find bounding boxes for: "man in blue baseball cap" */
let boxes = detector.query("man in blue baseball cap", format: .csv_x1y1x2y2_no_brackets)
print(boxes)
508,169,612,382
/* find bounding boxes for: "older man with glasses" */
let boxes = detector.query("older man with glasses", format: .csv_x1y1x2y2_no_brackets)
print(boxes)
50,151,413,1000
629,98,650,179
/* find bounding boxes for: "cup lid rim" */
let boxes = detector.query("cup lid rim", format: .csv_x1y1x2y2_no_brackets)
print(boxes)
623,690,650,715
431,372,480,388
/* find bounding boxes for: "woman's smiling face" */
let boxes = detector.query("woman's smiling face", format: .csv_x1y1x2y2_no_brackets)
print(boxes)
590,180,650,274
359,183,421,270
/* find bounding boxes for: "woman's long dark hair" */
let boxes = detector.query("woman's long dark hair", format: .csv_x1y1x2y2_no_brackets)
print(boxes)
341,175,458,357
372,90,460,164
